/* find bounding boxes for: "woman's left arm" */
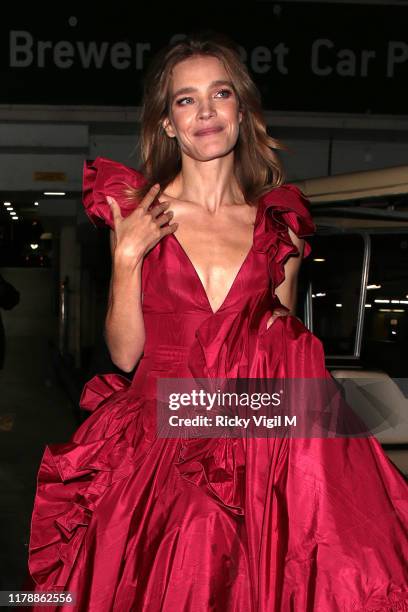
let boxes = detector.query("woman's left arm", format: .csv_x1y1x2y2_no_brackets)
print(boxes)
274,228,305,315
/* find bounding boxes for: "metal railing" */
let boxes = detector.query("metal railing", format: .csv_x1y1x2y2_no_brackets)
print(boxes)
59,275,69,356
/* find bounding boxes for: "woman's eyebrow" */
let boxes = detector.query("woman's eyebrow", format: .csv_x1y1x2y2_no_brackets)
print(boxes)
172,80,234,101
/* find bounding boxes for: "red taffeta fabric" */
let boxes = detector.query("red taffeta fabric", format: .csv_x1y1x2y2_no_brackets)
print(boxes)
28,157,408,611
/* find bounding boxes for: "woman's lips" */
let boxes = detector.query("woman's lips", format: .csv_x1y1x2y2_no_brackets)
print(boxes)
195,126,224,137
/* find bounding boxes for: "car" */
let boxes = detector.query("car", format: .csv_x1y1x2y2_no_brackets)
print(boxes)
295,165,408,476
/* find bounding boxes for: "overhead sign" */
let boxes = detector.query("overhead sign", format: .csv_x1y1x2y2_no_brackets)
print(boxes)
33,172,67,182
2,4,407,113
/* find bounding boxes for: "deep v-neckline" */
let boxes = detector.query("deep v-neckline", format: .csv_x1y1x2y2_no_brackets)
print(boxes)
170,202,261,315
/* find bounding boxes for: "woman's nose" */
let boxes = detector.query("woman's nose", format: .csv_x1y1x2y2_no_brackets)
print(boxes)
198,99,216,119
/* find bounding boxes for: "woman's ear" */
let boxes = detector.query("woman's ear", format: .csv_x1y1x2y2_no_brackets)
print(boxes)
162,117,176,138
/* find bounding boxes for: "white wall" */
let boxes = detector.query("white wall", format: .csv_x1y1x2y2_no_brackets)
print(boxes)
0,118,407,192
0,153,84,191
0,123,88,148
331,140,408,174
89,134,140,166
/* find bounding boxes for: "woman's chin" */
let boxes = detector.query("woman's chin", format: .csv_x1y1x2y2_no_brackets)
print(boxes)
186,144,237,163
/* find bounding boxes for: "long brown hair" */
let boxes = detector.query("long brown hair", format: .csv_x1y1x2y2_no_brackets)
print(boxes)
130,31,287,204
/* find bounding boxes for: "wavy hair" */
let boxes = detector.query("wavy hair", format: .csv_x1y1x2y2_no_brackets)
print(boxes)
129,31,287,204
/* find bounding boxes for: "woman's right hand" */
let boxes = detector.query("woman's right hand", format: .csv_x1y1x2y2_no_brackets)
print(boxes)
266,307,290,330
106,184,178,267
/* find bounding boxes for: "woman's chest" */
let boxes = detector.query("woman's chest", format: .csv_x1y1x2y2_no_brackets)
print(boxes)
141,234,271,315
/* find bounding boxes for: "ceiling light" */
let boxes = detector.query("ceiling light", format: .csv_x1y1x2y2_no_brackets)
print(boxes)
3,202,11,206
367,284,381,289
6,207,13,211
10,212,17,216
43,191,66,196
30,244,39,250
34,201,39,206
11,217,18,221
379,308,405,313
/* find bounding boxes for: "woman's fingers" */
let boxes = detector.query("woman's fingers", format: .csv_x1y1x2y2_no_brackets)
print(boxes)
161,222,179,236
106,196,123,226
156,209,174,227
266,309,289,330
140,183,161,211
151,201,171,218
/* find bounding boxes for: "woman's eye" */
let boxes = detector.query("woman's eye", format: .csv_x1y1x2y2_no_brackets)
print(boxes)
176,97,194,106
175,89,233,106
215,89,232,98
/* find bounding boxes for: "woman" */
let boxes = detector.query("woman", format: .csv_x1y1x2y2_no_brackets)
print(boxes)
28,34,408,611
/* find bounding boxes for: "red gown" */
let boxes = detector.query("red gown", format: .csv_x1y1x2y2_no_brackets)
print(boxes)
28,157,408,611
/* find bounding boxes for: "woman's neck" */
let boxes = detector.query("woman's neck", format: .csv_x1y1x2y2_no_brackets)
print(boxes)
164,152,246,212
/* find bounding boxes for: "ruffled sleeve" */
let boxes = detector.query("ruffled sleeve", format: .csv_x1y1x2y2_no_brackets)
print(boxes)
253,183,316,289
82,157,148,229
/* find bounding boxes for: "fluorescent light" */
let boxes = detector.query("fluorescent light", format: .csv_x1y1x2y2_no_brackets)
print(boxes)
3,202,11,206
11,216,18,221
34,201,39,206
379,308,405,313
6,207,13,211
367,284,381,289
10,212,17,216
365,304,372,308
315,292,326,297
313,258,325,262
43,191,66,196
375,299,406,304
335,303,342,307
30,244,39,250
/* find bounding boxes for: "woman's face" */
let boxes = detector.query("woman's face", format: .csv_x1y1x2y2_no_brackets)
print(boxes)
163,55,242,163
